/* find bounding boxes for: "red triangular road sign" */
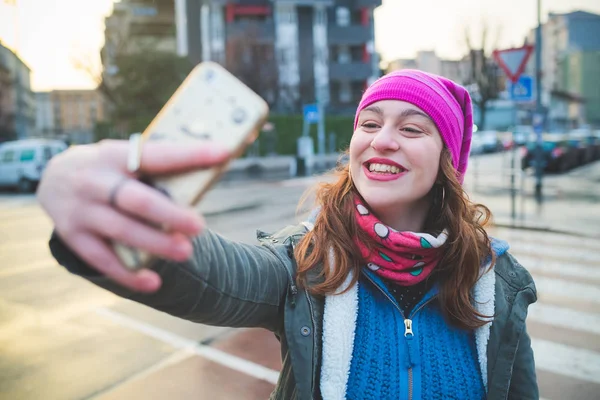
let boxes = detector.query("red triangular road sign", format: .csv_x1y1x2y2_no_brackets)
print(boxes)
493,45,534,83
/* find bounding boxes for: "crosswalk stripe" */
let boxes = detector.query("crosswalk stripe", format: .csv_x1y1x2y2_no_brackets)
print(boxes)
532,338,600,384
94,307,280,384
510,242,600,263
496,229,600,251
517,255,600,281
528,303,600,335
533,276,600,304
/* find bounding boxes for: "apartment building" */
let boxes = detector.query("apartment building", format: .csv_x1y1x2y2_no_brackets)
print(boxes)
0,41,35,141
101,0,177,84
34,92,55,138
525,10,600,129
50,90,106,144
175,0,382,114
387,51,465,84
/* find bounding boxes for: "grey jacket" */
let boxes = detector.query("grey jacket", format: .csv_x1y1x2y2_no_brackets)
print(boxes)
49,223,538,400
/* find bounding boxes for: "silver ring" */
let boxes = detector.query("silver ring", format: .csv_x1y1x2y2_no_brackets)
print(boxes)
109,177,130,208
127,133,143,173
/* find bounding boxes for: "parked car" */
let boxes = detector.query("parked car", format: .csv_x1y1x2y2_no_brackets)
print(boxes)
512,125,534,146
470,134,484,155
0,139,68,192
569,128,598,165
499,131,515,150
476,131,503,153
594,130,600,160
521,133,580,173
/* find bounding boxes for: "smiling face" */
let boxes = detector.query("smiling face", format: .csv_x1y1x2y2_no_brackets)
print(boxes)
349,100,444,229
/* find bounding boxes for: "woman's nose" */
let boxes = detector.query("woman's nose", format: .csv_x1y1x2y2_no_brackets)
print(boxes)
370,126,400,152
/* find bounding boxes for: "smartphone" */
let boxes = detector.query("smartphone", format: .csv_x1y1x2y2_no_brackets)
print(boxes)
113,61,269,270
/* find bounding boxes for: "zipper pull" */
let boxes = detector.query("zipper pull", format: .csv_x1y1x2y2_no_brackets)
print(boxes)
404,319,414,337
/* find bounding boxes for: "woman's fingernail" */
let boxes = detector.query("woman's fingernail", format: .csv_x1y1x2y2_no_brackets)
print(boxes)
136,270,161,292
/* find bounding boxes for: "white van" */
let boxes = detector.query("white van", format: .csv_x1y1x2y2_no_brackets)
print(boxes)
0,139,68,192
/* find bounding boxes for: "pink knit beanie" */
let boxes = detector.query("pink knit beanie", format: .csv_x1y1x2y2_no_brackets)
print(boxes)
354,69,473,184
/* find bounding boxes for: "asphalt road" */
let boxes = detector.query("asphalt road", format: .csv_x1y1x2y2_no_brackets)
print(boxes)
1,152,599,400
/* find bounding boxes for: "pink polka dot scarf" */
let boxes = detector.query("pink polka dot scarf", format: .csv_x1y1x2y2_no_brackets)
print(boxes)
354,198,448,286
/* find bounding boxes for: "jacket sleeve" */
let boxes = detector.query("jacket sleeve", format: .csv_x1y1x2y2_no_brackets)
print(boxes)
508,323,539,399
49,229,293,332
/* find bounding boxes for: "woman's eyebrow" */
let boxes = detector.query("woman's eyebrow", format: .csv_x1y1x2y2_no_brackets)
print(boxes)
362,106,383,115
399,108,433,122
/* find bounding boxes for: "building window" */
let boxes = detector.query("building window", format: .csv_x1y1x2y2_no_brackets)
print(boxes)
351,81,365,103
339,81,351,103
337,45,350,64
277,4,296,24
336,7,350,26
350,45,363,62
131,6,157,17
315,48,327,64
211,11,224,42
315,7,326,26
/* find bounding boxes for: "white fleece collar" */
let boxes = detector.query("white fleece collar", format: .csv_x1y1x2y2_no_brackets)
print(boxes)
320,263,496,399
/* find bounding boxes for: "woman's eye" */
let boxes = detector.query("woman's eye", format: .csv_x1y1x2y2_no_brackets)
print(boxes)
362,123,379,129
402,127,423,134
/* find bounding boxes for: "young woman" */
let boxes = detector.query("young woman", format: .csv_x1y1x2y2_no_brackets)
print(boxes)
38,70,538,399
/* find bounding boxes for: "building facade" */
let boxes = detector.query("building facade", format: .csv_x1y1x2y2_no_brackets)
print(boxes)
175,0,382,114
387,51,465,84
34,92,55,138
0,42,35,142
525,10,600,129
50,90,107,144
101,0,177,85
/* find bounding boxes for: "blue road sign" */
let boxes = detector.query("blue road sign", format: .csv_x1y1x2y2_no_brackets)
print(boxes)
509,75,534,102
303,104,320,124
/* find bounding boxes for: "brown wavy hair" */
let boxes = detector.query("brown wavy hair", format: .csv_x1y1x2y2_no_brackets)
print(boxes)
295,148,496,330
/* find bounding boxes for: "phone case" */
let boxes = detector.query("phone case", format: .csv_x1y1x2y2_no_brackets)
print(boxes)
112,61,269,270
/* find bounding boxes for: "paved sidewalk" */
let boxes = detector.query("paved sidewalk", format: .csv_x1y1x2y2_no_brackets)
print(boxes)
466,161,600,238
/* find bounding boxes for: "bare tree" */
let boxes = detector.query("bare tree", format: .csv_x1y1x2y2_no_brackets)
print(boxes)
71,27,132,107
464,23,504,130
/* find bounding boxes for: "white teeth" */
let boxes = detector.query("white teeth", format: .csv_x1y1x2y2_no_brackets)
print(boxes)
368,163,403,174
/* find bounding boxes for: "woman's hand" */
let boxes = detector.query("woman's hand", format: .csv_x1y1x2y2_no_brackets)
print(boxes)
37,139,229,293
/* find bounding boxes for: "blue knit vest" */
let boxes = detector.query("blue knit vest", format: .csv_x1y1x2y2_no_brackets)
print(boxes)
346,270,485,400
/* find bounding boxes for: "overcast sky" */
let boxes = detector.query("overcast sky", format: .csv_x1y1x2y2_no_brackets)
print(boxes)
0,0,599,91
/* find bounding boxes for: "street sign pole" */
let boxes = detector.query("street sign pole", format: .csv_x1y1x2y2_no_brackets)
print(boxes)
534,0,544,204
317,101,325,156
493,44,535,218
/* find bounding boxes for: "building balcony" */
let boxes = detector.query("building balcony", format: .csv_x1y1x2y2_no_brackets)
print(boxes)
270,0,334,6
328,25,372,45
329,62,372,81
354,0,383,7
211,0,271,5
227,20,275,43
129,23,175,37
127,2,175,36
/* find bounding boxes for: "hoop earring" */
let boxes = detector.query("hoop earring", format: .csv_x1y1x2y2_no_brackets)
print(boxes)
439,185,446,210
433,184,445,211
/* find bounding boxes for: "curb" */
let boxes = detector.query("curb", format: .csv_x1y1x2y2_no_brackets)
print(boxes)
200,201,262,217
493,220,600,240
